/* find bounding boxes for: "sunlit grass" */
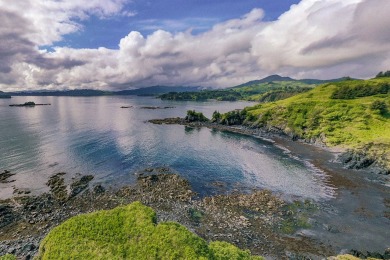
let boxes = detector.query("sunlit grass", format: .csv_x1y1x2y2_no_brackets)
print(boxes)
246,78,390,167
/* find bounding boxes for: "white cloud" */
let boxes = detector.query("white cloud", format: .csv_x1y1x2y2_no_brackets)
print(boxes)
0,0,389,91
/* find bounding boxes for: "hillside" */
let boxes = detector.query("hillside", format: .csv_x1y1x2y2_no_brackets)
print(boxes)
240,78,390,171
36,202,261,260
160,75,316,101
159,75,353,102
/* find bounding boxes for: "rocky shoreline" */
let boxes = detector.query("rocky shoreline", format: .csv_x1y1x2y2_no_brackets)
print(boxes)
0,168,336,259
1,167,389,259
148,117,390,177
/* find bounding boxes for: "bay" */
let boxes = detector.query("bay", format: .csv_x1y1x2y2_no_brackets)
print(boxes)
0,96,333,200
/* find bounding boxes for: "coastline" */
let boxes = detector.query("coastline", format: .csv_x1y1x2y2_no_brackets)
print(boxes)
148,117,390,179
0,168,337,259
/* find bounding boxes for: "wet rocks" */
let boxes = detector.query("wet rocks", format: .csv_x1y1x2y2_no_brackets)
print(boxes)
338,150,389,175
148,117,184,125
46,172,68,201
0,205,18,229
140,106,175,109
0,168,338,259
0,170,15,183
70,175,94,197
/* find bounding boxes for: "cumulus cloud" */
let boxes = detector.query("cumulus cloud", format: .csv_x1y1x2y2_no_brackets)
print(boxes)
0,0,389,91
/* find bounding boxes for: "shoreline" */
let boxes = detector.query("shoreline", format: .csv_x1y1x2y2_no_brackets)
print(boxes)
0,168,339,259
147,117,390,255
148,117,390,179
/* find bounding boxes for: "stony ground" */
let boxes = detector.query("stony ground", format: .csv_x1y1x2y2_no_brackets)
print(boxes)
1,168,388,259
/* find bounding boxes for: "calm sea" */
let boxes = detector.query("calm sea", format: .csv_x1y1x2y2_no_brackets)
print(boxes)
0,96,333,200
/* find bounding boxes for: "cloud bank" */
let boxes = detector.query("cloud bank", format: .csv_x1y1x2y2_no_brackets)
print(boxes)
1,0,389,91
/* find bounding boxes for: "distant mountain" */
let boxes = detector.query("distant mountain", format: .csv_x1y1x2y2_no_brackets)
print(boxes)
0,91,11,98
116,86,204,96
233,75,295,88
6,86,204,97
8,89,110,97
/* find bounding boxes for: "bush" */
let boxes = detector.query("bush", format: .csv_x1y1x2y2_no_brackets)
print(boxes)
370,100,388,115
331,83,389,99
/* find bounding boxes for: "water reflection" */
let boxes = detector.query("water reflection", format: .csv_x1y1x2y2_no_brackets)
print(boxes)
0,96,333,201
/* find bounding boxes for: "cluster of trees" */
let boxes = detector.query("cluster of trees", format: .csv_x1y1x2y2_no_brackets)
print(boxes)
376,71,390,78
185,110,209,122
331,83,389,99
252,87,312,102
160,90,242,101
212,109,255,125
184,109,256,126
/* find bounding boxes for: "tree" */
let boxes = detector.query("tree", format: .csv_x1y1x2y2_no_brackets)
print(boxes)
211,111,221,123
376,70,390,78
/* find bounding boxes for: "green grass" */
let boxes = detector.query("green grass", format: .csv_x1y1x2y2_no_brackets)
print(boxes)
36,202,262,260
245,78,390,168
0,255,16,260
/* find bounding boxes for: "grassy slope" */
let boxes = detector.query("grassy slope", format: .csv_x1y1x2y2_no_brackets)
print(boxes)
233,81,313,100
36,202,262,260
245,78,390,168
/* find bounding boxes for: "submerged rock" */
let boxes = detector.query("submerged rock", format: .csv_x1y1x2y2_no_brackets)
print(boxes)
0,170,15,183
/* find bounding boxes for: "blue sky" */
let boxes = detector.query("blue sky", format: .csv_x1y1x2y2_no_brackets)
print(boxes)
0,0,389,91
57,0,301,49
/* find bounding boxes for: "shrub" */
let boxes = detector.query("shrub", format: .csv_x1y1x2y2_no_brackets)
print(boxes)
370,100,388,115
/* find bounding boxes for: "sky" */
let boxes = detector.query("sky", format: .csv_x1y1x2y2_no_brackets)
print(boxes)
0,0,389,91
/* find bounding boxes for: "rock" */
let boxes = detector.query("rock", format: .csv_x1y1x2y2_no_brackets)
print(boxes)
0,170,15,183
70,175,94,197
46,172,68,201
93,184,105,194
0,205,17,228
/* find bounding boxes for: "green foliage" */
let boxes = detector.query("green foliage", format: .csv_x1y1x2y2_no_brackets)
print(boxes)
370,100,388,115
186,110,209,122
211,111,222,123
220,109,248,125
160,90,242,101
247,87,312,102
188,208,204,224
331,81,389,99
209,241,263,260
376,70,390,78
37,202,260,260
159,81,314,102
0,255,16,260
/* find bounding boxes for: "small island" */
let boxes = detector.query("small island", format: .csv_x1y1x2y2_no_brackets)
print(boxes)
9,101,51,107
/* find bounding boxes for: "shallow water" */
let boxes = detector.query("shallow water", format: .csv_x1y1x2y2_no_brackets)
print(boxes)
0,96,333,201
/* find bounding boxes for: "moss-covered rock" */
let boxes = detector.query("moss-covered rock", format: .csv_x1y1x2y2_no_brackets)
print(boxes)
36,201,262,260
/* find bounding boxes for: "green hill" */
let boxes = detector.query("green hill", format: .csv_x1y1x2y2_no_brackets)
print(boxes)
241,78,390,170
160,76,315,101
159,75,353,102
36,202,262,260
